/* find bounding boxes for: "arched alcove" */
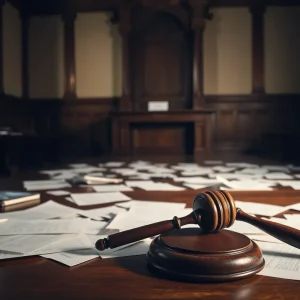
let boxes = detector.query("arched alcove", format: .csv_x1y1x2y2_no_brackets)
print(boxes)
130,10,192,110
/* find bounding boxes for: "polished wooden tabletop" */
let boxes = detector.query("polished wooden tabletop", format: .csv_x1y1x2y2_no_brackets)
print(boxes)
0,187,299,300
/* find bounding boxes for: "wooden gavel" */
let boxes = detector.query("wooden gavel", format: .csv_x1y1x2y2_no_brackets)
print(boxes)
95,190,300,251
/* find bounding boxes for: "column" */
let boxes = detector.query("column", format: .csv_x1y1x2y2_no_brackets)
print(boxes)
250,3,266,95
190,3,207,109
0,0,5,96
62,11,77,100
20,7,29,99
119,9,132,111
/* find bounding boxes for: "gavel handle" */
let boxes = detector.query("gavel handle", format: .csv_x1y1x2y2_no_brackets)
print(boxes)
95,211,200,251
236,209,300,249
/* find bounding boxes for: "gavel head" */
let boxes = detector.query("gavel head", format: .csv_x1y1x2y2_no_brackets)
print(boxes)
193,190,237,233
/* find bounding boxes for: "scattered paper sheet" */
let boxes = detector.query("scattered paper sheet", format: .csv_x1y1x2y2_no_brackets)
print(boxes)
235,201,288,217
257,241,300,281
217,176,274,191
264,172,293,180
46,190,70,196
107,201,186,231
212,166,236,173
238,168,269,175
99,239,152,259
51,172,78,180
72,167,105,174
41,248,99,267
0,200,80,220
70,192,132,206
0,218,89,235
247,234,283,244
174,177,220,185
262,165,290,172
278,181,300,189
92,184,133,193
78,205,128,220
84,220,109,235
226,163,259,168
181,168,213,176
32,234,94,255
69,163,91,168
39,169,74,176
183,183,211,190
204,160,223,165
103,162,125,168
0,234,67,254
24,181,71,191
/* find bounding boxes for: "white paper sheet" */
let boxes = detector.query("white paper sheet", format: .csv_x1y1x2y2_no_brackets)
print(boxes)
0,234,67,254
46,190,70,196
79,205,127,220
264,172,293,180
99,239,152,259
262,165,290,172
106,201,186,231
235,201,288,217
212,166,236,173
257,241,300,281
284,214,300,222
32,234,94,255
217,176,274,191
39,169,73,176
51,172,78,180
173,177,220,185
72,167,105,174
69,163,91,168
226,163,259,168
92,184,133,193
278,181,300,189
238,168,269,175
23,180,66,186
0,218,89,235
247,234,283,244
70,192,132,206
84,220,109,235
183,183,212,190
181,169,213,176
0,200,80,220
24,182,71,191
41,248,99,267
103,162,125,168
204,160,223,165
210,173,263,180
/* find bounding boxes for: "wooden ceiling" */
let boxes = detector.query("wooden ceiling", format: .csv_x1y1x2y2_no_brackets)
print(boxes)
8,0,298,15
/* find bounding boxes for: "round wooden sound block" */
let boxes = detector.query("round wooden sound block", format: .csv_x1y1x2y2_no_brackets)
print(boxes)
147,228,265,282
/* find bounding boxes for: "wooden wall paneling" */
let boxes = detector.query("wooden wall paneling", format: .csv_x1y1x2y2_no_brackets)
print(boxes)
250,2,266,94
20,4,29,99
0,0,4,96
62,7,77,100
132,124,187,155
60,98,115,156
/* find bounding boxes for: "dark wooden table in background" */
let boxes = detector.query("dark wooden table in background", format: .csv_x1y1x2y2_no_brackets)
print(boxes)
0,189,299,300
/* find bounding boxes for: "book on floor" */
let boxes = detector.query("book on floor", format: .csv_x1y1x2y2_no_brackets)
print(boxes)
0,191,40,207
